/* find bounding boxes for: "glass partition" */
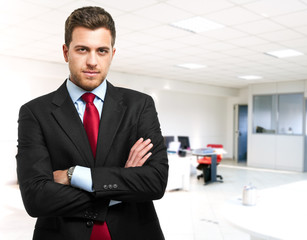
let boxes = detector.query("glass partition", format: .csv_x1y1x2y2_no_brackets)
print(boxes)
253,95,277,134
253,93,304,135
278,93,303,135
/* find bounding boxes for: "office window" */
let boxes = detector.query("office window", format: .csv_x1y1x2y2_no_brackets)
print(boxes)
253,95,277,134
278,93,303,135
253,93,304,135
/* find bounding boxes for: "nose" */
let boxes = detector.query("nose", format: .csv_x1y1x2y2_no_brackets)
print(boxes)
86,51,98,68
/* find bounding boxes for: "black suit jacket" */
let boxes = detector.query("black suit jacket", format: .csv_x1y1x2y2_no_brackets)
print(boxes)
16,80,168,240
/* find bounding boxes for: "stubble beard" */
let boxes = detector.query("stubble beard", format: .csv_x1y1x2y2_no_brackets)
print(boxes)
70,72,105,91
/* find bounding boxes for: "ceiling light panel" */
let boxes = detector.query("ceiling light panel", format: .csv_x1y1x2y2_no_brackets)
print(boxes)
176,63,207,69
265,49,304,58
170,17,224,33
238,75,263,80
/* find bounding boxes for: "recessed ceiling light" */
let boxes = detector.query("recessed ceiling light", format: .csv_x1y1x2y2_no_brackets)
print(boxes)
170,16,224,33
176,63,207,70
265,49,304,58
261,13,270,18
238,75,263,80
163,84,170,90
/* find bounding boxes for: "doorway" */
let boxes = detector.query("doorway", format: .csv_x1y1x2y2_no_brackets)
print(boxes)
305,99,307,171
234,104,248,163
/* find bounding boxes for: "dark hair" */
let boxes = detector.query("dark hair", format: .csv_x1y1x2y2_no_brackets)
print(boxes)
65,6,116,47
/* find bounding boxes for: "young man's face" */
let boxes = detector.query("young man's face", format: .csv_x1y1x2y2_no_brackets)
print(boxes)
63,26,116,91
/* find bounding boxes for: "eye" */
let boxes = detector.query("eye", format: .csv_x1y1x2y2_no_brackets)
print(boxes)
78,48,86,52
98,48,108,54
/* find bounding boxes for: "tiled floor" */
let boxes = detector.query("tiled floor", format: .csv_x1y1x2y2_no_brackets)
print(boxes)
1,159,307,240
156,160,307,240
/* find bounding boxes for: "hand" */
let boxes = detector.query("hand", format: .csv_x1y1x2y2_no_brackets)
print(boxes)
125,138,153,168
53,169,69,185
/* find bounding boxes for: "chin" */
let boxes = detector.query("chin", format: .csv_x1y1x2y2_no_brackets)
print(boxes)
82,80,102,91
70,74,104,91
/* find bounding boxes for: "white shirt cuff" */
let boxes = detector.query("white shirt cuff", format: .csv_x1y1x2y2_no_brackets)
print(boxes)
70,165,94,192
70,166,122,206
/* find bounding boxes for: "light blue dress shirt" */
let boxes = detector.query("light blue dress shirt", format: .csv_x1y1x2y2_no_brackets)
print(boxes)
66,78,106,192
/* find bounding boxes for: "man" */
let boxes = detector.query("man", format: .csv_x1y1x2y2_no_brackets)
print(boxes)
16,6,168,240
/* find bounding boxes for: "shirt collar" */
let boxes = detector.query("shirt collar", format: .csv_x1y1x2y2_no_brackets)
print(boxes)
66,77,107,103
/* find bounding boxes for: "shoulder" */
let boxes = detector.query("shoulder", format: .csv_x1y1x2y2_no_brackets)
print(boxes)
26,91,56,105
118,87,149,100
21,91,56,110
18,90,57,121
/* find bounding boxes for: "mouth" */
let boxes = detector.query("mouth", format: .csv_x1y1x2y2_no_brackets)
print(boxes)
83,70,100,78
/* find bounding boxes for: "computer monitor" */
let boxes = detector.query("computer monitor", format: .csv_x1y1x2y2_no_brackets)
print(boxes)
178,136,190,150
163,136,175,148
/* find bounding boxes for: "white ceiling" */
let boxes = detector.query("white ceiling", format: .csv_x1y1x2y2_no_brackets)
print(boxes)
1,0,307,89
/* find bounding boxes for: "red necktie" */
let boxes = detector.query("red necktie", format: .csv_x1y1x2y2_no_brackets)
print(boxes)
82,93,100,158
82,93,111,240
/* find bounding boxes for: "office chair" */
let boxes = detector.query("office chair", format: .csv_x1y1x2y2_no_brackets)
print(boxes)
196,144,223,183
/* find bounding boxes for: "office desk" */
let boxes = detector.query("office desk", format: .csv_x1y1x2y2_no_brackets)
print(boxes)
223,181,307,240
193,148,226,184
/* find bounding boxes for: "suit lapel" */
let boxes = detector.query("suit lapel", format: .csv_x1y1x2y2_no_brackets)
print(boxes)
51,82,94,167
95,82,127,166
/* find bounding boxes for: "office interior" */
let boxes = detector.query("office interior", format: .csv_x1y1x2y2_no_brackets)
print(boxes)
1,0,307,239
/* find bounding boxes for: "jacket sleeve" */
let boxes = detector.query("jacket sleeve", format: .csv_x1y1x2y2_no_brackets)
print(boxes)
91,95,169,202
16,104,94,218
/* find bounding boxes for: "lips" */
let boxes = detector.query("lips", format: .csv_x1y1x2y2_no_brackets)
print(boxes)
83,70,100,77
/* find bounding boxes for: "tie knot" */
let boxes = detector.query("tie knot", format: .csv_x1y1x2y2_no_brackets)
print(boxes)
82,93,96,104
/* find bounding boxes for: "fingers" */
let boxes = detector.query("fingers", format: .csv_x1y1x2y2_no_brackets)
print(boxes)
125,138,153,168
127,137,144,161
136,151,152,167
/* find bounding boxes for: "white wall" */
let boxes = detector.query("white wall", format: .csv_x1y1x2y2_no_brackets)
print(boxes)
148,89,228,149
1,55,240,184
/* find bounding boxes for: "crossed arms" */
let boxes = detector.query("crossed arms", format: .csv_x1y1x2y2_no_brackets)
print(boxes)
53,138,153,185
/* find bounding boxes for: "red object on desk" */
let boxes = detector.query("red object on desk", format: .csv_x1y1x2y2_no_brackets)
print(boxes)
197,144,223,165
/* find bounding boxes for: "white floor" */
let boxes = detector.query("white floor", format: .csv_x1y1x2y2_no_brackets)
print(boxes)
1,160,307,240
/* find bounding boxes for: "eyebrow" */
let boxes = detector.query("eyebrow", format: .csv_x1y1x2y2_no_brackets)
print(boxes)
74,45,111,50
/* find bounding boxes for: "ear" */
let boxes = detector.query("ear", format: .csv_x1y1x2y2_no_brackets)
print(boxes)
63,44,69,62
112,47,116,58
